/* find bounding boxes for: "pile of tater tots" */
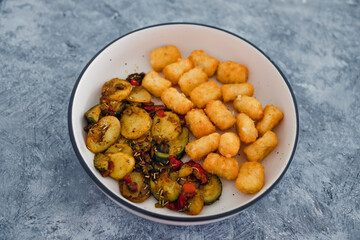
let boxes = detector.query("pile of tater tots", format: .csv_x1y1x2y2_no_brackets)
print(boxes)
143,45,284,195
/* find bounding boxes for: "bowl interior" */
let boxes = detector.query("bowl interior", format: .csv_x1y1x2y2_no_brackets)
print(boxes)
69,24,298,222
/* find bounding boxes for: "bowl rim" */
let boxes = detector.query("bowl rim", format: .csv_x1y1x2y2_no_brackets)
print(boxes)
68,22,299,223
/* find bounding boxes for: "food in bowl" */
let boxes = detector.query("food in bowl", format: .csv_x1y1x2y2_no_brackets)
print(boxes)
82,44,284,216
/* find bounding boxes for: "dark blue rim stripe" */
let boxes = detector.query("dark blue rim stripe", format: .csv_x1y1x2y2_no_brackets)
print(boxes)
68,22,299,223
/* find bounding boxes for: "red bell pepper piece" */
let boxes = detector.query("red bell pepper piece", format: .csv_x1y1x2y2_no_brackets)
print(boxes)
165,194,187,211
107,106,116,115
100,161,114,177
182,183,196,198
186,160,208,184
169,155,182,171
156,110,167,118
143,105,154,111
123,175,138,192
130,80,140,86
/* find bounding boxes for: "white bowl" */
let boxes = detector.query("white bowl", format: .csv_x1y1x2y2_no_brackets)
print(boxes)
68,23,299,225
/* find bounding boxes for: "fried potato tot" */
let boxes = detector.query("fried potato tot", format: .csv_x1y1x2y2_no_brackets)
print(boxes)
236,161,264,194
236,113,258,144
150,45,181,72
189,81,222,108
185,109,216,139
203,153,239,180
221,83,254,102
161,87,194,115
204,100,236,130
178,67,208,96
188,50,219,77
233,95,263,121
243,131,278,162
218,132,240,157
216,61,248,84
185,133,220,161
141,70,171,98
256,105,284,136
162,58,193,85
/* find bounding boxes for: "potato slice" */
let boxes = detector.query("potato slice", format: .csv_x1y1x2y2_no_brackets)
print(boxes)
151,111,181,141
185,190,204,215
86,116,121,153
105,143,133,155
120,106,151,139
101,78,132,101
119,171,150,203
126,86,152,103
108,152,135,180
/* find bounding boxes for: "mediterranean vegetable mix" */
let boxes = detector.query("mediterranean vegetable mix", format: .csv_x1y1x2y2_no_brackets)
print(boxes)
84,73,222,215
84,45,284,215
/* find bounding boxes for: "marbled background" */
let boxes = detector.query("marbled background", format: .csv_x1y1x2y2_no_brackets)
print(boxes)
0,0,359,239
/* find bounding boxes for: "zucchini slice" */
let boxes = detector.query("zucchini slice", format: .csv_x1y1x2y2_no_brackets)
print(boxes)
119,171,150,203
120,106,151,139
85,104,101,124
101,78,132,101
153,151,170,165
150,172,181,203
199,174,222,205
94,153,110,172
109,100,125,115
185,190,204,215
126,86,152,103
86,116,121,153
154,127,189,165
168,127,189,159
151,111,181,141
105,143,133,156
108,152,135,180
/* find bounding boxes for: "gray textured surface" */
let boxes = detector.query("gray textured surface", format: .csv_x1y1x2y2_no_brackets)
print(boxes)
0,0,359,239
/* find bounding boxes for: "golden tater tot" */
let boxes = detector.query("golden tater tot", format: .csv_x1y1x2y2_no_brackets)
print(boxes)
256,105,284,136
188,50,219,77
161,87,194,115
178,67,208,96
189,81,222,108
203,153,239,180
185,133,220,161
236,161,264,194
218,132,240,157
185,109,216,139
150,45,181,72
236,113,258,144
162,58,193,85
233,95,263,121
204,100,236,130
142,70,171,98
216,61,249,84
221,83,254,102
243,131,278,162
